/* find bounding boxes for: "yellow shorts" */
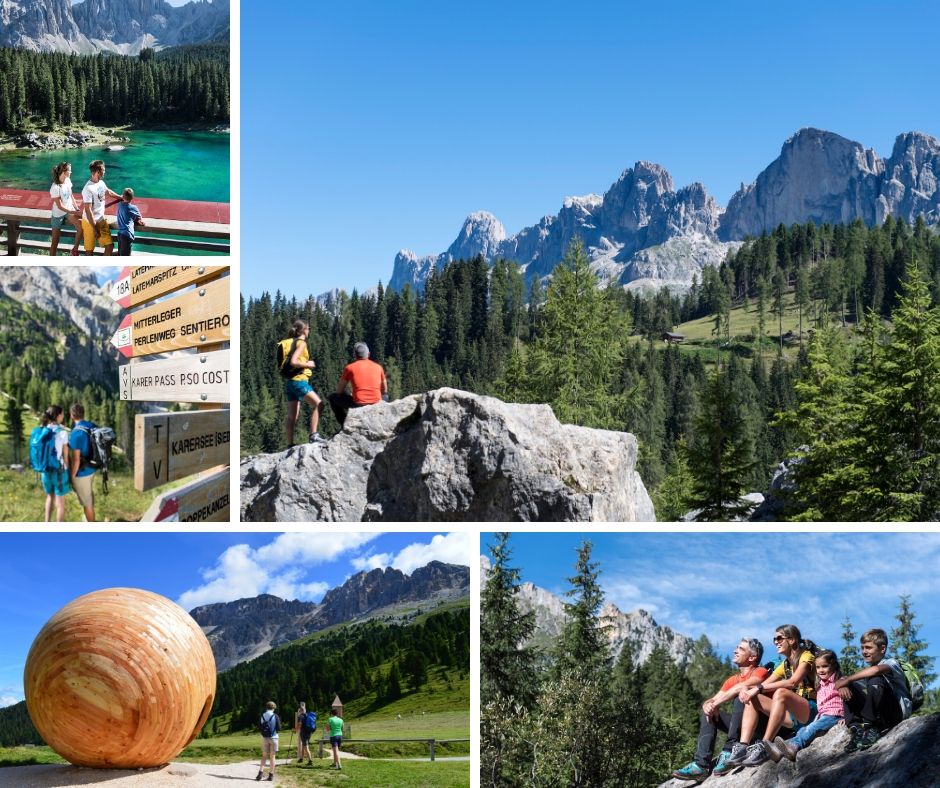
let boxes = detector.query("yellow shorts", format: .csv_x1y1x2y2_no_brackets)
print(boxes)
82,218,113,252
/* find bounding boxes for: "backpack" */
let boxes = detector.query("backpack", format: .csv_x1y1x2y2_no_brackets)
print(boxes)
899,661,925,710
276,337,303,379
302,711,317,732
259,712,279,737
29,426,61,473
75,423,116,495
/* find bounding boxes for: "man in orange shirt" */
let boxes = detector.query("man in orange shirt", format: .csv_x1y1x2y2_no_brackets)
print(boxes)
328,342,389,427
671,638,770,783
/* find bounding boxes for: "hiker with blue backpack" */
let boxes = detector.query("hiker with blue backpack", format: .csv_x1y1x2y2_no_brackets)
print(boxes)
66,403,115,523
294,701,317,766
256,700,280,781
836,627,924,752
30,405,71,522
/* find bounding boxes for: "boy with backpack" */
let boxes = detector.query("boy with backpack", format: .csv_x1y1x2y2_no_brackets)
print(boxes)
30,405,71,522
835,628,924,752
257,701,280,781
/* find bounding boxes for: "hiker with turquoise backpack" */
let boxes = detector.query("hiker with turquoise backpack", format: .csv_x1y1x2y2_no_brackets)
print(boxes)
277,319,326,447
30,405,71,522
835,627,924,752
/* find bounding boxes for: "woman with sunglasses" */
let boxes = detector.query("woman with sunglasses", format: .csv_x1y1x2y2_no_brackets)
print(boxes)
733,623,819,767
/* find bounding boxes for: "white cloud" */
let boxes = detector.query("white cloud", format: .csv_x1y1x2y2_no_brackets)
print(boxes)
351,553,394,572
0,695,19,708
389,532,472,574
178,533,379,610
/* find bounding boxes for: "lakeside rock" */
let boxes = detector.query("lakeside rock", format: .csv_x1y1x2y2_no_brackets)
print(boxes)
1,128,127,152
659,712,940,787
240,387,655,522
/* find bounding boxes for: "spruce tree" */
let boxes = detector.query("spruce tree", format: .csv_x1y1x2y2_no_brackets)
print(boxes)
481,533,537,708
554,540,608,680
892,595,937,687
839,615,862,676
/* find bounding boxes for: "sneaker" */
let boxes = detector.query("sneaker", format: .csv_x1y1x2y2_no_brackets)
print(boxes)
764,738,785,763
266,775,274,782
670,761,709,783
255,772,263,782
859,726,880,750
711,749,736,776
723,743,749,768
70,247,79,256
844,723,866,753
781,741,799,762
742,741,769,767
309,433,328,444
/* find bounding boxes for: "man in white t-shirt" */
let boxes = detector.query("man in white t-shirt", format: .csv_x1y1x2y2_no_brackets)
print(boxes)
81,159,120,255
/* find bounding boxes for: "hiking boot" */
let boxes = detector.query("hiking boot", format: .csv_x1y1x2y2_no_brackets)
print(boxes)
309,433,328,445
266,775,274,782
859,726,881,750
712,749,737,776
255,772,263,781
764,738,785,763
844,723,866,753
723,742,749,769
670,761,709,783
742,741,769,767
781,740,799,761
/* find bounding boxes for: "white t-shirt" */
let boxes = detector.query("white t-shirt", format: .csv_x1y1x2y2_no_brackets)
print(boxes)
82,179,109,222
50,178,76,217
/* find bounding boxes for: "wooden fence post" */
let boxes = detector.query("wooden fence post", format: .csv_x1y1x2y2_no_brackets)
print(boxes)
429,739,435,762
7,220,19,255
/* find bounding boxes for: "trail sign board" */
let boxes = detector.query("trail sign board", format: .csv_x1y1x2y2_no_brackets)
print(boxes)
140,467,230,522
119,350,230,403
134,409,231,492
110,265,225,309
111,276,230,358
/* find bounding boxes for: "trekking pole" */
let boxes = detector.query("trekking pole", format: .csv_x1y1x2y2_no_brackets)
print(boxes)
287,729,294,759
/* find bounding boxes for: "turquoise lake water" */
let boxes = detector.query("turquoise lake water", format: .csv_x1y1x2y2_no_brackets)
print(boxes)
0,130,229,202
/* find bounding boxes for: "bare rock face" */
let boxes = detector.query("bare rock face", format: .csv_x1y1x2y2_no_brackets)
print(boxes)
659,713,940,787
240,388,655,522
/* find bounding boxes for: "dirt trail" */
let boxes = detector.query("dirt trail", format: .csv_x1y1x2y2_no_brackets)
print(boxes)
0,760,286,787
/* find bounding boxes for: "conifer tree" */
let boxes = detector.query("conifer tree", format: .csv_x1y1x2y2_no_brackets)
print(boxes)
840,615,862,676
481,533,537,709
554,540,608,680
892,595,937,687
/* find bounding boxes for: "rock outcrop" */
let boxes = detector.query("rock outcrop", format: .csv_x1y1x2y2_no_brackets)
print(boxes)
0,0,229,54
241,388,655,522
659,713,940,787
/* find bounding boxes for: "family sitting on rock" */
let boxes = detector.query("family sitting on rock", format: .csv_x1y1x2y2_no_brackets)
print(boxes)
277,319,389,448
49,159,144,256
671,624,921,783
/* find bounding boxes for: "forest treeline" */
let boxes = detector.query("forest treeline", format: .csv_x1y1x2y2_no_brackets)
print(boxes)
241,218,940,521
480,533,938,787
0,43,230,131
209,607,470,734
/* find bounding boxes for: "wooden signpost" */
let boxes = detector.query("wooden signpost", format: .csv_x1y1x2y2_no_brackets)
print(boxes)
134,410,231,491
110,275,230,358
139,467,231,522
119,349,230,403
110,265,225,309
111,265,231,520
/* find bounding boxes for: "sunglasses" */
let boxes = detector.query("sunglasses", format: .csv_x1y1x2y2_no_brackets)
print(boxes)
773,635,786,643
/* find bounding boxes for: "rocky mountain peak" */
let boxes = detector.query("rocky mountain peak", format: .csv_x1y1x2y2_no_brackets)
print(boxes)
445,211,507,261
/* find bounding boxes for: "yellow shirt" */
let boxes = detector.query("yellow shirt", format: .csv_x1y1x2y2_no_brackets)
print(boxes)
286,338,312,382
771,650,816,699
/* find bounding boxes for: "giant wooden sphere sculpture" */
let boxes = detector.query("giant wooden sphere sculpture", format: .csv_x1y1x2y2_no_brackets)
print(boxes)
24,588,216,768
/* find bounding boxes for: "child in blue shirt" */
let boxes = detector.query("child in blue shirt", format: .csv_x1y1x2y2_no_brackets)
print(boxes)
116,188,145,256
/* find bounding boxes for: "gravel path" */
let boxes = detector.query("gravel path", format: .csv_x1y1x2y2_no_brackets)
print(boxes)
0,760,287,787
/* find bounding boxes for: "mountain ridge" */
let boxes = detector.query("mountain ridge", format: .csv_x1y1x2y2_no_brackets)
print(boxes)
388,128,940,295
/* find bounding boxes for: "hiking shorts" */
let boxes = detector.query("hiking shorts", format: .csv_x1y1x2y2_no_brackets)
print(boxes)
51,213,76,231
83,218,113,251
41,470,70,496
789,699,818,731
262,737,278,756
72,473,94,508
299,727,312,744
284,379,316,402
330,736,342,748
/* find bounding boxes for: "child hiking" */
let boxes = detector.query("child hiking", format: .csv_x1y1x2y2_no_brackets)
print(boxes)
115,187,145,256
256,701,279,781
735,624,819,767
278,319,325,446
30,405,71,522
49,162,81,256
779,649,845,761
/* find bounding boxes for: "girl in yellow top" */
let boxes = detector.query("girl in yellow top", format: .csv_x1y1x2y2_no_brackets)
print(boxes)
281,319,326,446
735,623,819,767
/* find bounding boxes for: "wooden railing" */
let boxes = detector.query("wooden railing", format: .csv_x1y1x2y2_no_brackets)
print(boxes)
0,207,229,255
315,737,470,762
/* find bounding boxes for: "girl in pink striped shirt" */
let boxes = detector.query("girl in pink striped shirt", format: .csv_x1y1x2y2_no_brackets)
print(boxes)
780,649,845,760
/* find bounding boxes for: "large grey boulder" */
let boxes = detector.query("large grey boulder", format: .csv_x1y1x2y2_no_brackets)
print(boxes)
659,713,940,788
240,387,655,522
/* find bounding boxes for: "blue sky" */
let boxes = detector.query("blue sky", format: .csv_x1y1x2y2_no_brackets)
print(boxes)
0,531,470,707
241,0,940,297
484,532,940,681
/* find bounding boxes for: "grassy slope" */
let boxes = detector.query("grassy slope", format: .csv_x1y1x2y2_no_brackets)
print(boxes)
0,398,186,522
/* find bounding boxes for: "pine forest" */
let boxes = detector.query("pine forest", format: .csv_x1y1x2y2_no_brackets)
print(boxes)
241,218,940,521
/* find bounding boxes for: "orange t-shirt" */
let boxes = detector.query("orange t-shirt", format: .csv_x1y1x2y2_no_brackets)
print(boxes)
340,359,386,404
719,666,769,693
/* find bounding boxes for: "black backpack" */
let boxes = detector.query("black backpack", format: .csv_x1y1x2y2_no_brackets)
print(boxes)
259,712,279,737
75,423,116,495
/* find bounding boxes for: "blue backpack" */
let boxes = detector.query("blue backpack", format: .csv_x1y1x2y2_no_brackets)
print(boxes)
302,711,317,732
29,427,61,473
259,712,279,737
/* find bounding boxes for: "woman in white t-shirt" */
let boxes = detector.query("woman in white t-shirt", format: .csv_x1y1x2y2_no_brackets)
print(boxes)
49,162,81,256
